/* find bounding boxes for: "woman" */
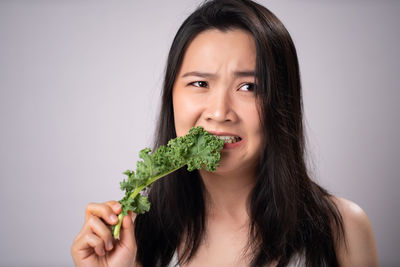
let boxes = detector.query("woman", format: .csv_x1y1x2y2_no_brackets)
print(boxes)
71,0,378,266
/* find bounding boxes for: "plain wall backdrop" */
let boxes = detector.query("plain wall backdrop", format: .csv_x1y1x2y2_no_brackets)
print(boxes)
0,0,399,266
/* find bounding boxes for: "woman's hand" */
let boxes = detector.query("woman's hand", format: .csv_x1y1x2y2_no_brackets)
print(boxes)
71,201,137,267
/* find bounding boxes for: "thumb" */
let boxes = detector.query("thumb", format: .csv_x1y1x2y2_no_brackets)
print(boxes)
119,211,137,251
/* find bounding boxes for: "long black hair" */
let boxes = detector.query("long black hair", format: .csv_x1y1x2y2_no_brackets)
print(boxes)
134,0,345,266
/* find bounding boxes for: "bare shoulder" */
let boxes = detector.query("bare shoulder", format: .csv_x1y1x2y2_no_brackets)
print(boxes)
332,196,370,227
330,196,379,267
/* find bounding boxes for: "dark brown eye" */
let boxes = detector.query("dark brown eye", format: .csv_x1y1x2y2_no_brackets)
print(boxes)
239,83,255,92
191,81,208,88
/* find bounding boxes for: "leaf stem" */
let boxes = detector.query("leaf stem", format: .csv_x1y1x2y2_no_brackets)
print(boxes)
129,164,184,199
112,164,184,239
113,213,125,239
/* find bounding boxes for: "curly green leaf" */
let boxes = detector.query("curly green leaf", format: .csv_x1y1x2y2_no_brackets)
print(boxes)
112,126,224,239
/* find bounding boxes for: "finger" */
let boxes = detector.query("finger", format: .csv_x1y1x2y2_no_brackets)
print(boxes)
105,200,122,214
85,202,119,225
87,216,115,251
119,211,137,251
85,233,106,257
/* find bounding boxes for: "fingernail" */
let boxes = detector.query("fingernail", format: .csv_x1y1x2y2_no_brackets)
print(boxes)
107,240,113,251
110,214,118,223
114,203,121,210
99,246,105,256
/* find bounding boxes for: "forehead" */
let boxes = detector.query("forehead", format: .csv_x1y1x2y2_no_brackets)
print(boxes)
179,28,256,73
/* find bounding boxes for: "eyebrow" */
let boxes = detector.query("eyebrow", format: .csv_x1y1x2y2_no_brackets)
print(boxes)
181,70,255,78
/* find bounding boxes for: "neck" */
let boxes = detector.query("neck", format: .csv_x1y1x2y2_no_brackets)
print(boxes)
199,168,257,221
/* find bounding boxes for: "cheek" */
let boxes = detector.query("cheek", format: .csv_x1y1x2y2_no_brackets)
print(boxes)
172,88,203,136
243,104,262,142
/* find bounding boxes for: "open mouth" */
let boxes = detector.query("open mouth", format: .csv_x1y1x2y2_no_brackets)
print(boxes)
216,135,242,144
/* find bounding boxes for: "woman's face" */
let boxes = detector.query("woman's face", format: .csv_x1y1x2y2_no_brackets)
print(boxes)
172,29,262,175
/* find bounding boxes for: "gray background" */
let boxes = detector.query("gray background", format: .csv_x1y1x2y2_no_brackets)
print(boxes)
0,0,399,266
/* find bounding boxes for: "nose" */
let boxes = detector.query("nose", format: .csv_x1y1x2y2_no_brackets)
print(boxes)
204,88,236,123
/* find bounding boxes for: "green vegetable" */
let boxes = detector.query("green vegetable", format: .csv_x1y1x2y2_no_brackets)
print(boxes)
112,126,224,239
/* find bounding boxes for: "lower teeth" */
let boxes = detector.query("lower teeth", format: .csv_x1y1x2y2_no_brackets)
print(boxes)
216,136,241,144
225,138,239,143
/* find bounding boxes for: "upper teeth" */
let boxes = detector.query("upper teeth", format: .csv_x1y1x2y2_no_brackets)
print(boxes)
216,135,241,143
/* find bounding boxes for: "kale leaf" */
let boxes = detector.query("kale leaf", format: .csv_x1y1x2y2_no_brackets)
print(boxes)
112,126,224,239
